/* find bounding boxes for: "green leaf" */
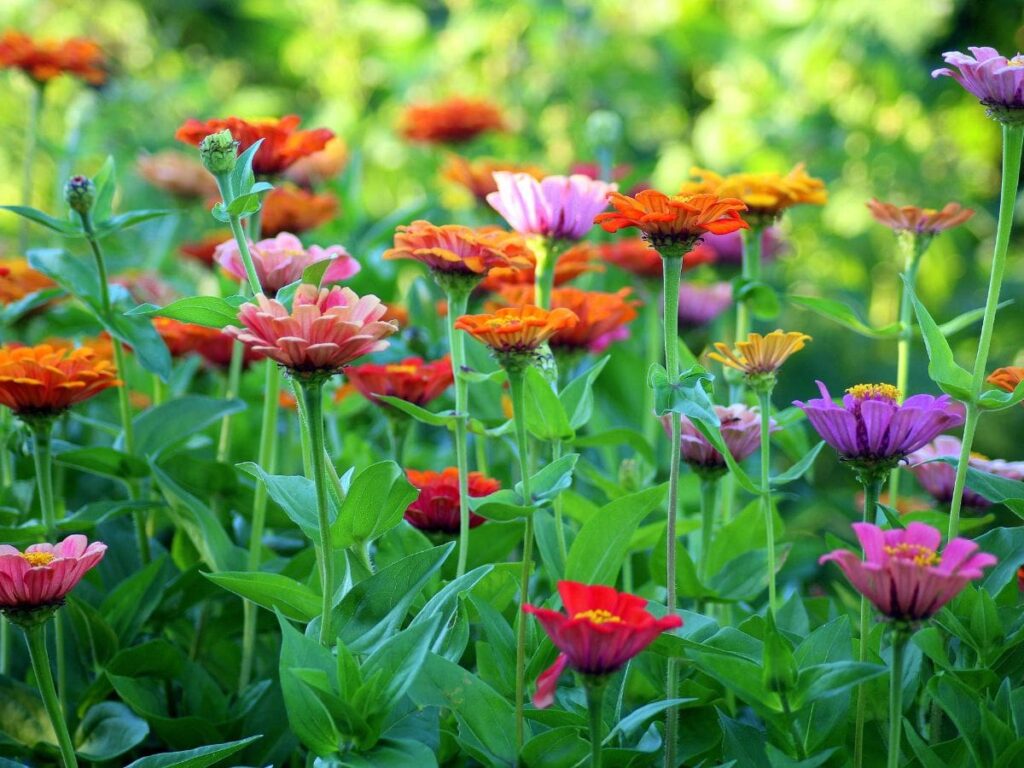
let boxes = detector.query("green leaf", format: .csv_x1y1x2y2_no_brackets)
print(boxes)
123,736,261,768
789,295,900,339
329,739,438,767
374,396,455,426
1,205,82,236
771,441,825,487
973,527,1024,594
103,310,173,380
791,661,886,709
519,453,578,506
127,295,247,328
649,363,719,425
276,613,339,757
363,617,440,710
125,396,246,458
736,278,780,319
978,379,1024,411
100,556,170,644
303,257,334,288
905,281,974,400
54,446,150,480
569,428,655,466
75,702,149,761
0,287,64,325
559,356,609,430
933,458,1024,518
28,248,101,308
92,209,173,238
0,675,57,748
524,365,574,441
333,460,418,547
230,139,265,196
204,571,321,621
237,461,326,540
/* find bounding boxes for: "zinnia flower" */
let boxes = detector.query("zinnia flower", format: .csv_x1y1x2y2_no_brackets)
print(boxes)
866,199,974,235
480,242,602,293
455,305,578,363
383,220,530,280
214,232,359,296
908,435,1024,509
0,31,106,86
667,404,776,478
0,535,106,614
679,282,733,329
180,232,231,268
0,258,55,304
987,366,1024,396
932,48,1024,112
681,165,827,222
441,155,546,202
487,173,615,242
404,468,500,534
112,272,177,307
225,285,397,376
136,151,218,199
0,344,120,418
283,137,348,187
154,318,263,369
345,356,453,408
522,581,682,708
595,190,749,252
820,522,996,622
598,238,716,279
260,184,338,236
702,228,784,266
709,330,810,377
175,115,334,176
400,97,504,144
795,382,966,475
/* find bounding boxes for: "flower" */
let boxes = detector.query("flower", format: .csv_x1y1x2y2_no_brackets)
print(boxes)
679,282,733,329
795,382,966,474
595,190,749,252
820,522,996,622
282,137,348,187
0,258,55,304
487,173,615,241
0,344,120,418
479,242,602,293
441,155,546,202
112,272,177,307
932,47,1024,111
345,356,453,408
404,468,500,534
153,318,263,369
523,581,682,707
681,165,827,222
908,435,1024,509
709,330,810,377
0,31,106,86
214,232,360,296
866,199,974,235
180,232,231,268
400,98,504,144
598,238,715,279
702,228,784,266
175,115,334,176
455,305,579,361
987,366,1024,396
136,151,218,199
667,404,775,477
383,220,530,279
260,184,338,236
0,535,106,615
225,285,398,375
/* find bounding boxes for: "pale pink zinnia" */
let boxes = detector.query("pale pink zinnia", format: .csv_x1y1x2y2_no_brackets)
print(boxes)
214,232,360,296
486,172,616,241
932,47,1024,109
0,535,106,610
225,284,398,374
820,522,996,622
908,435,1024,509
679,281,733,329
664,403,777,477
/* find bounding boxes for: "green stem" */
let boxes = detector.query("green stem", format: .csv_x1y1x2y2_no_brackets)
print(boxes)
227,215,263,296
855,477,882,768
698,477,718,595
948,123,1023,540
887,631,908,768
780,690,807,761
735,225,763,349
239,359,281,690
25,624,78,768
292,378,314,477
758,390,776,614
587,680,606,768
217,336,247,462
890,234,924,511
18,83,43,254
552,440,568,568
533,237,557,310
445,288,473,578
302,380,334,647
642,280,662,448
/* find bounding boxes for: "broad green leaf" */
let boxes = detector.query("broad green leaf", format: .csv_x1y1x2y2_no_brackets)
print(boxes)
735,278,780,319
789,294,900,339
791,661,886,709
905,282,973,400
973,527,1024,594
559,355,609,431
28,248,101,308
75,702,149,761
1,205,82,235
204,571,321,621
520,727,588,767
375,396,455,426
978,379,1024,411
92,209,173,238
103,310,173,380
524,365,573,441
771,441,825,487
124,736,261,768
333,460,417,547
327,739,438,768
519,453,578,506
100,556,170,644
0,287,64,324
649,362,719,425
229,139,265,197
362,617,440,709
934,458,1024,518
127,295,247,328
303,257,334,288
276,612,339,757
54,446,150,480
125,396,246,458
238,461,328,540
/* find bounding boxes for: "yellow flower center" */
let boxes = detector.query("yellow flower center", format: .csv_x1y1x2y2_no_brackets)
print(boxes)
484,316,518,329
20,551,55,567
1007,55,1024,68
384,365,418,375
884,543,941,567
846,383,901,402
573,609,622,625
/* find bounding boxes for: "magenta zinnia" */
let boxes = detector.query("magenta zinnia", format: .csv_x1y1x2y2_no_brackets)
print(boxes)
487,172,615,241
0,535,106,612
214,232,360,297
908,435,1024,509
933,47,1024,110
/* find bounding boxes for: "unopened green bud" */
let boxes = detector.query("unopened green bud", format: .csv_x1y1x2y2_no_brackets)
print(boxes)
199,129,238,175
63,175,95,214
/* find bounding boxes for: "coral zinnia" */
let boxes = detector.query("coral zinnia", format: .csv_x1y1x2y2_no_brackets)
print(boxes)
0,344,119,418
175,115,334,176
455,305,579,361
260,184,338,236
400,97,504,144
709,330,810,376
136,151,218,199
522,581,682,708
384,220,530,280
986,366,1024,397
345,356,453,408
595,190,749,252
441,155,546,202
153,318,263,369
496,286,638,354
214,232,359,296
225,285,397,376
866,200,974,235
908,435,1024,509
668,403,776,478
820,522,996,623
682,165,827,222
598,238,716,279
479,242,602,293
487,173,615,241
180,232,231,268
0,258,55,304
404,467,500,534
282,137,348,187
0,31,107,86
933,48,1024,112
0,535,106,612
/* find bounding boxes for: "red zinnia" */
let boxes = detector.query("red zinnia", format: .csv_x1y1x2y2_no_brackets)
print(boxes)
0,31,107,86
523,581,682,708
404,468,500,533
345,356,453,408
595,190,748,250
400,97,504,144
180,232,231,268
598,237,716,279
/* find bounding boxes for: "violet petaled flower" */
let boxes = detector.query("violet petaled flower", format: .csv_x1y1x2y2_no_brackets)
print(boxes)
794,382,965,482
0,535,106,624
679,281,733,329
215,232,360,297
932,47,1024,121
487,172,616,241
663,404,777,478
908,435,1024,509
819,522,996,623
701,227,784,266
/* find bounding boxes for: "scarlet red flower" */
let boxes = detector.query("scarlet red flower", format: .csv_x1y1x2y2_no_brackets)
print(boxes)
455,305,579,356
479,242,602,293
260,184,339,236
0,344,120,417
0,31,107,86
595,190,749,251
988,366,1024,397
175,115,334,176
400,98,504,144
598,238,716,279
180,232,231,268
404,467,500,534
383,220,531,278
523,581,682,707
0,258,55,304
345,356,453,408
496,286,639,353
0,535,106,613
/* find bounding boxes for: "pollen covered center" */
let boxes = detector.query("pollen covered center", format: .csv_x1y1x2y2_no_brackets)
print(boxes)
20,551,56,567
884,542,941,567
846,383,901,403
1007,55,1024,68
574,609,622,625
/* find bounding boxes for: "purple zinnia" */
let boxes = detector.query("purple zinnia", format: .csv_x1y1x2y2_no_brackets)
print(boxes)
933,47,1024,113
794,382,966,478
701,227,784,266
908,435,1024,509
664,404,777,478
487,172,615,241
679,281,733,329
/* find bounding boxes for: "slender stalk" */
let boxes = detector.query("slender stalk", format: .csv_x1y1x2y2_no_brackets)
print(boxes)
18,83,43,253
25,624,78,768
533,237,557,310
735,225,763,357
780,690,808,761
887,631,908,768
445,288,473,577
854,477,882,768
757,390,777,614
552,440,568,566
239,359,281,690
302,380,334,647
227,215,263,296
587,680,606,768
217,338,247,462
947,123,1024,540
642,280,662,448
890,233,924,510
508,368,534,756
698,477,719,601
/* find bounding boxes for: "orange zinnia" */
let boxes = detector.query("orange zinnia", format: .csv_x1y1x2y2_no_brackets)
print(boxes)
988,366,1024,397
400,97,504,144
709,330,810,376
175,115,334,177
682,164,826,221
866,199,974,235
136,151,218,199
0,344,120,417
283,137,348,187
384,220,531,279
441,155,546,202
0,31,106,86
479,242,602,293
260,184,338,236
455,305,579,357
153,318,262,369
595,190,749,251
496,286,639,353
0,258,55,304
598,238,716,279
345,356,453,408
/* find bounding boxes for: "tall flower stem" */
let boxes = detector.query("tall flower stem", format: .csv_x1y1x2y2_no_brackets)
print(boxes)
227,215,263,295
642,280,662,448
756,390,777,614
887,629,909,768
216,339,246,462
532,237,557,310
18,83,43,253
552,440,568,566
301,379,334,647
508,367,534,756
854,476,882,768
586,679,607,768
25,623,78,768
947,123,1024,540
444,284,473,578
734,225,763,360
697,477,719,612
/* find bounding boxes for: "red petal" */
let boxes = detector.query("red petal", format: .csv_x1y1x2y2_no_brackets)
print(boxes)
532,653,569,709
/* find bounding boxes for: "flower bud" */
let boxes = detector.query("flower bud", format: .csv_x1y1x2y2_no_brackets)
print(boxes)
63,175,95,214
199,129,238,175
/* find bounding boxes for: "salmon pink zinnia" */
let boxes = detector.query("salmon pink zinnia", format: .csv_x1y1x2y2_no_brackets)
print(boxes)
0,535,106,613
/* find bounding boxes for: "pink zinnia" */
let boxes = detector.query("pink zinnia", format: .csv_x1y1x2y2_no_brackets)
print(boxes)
665,404,776,477
820,522,996,622
0,535,106,611
701,227,784,266
214,232,360,297
932,47,1024,109
487,172,615,241
908,435,1024,509
679,281,733,329
225,284,398,374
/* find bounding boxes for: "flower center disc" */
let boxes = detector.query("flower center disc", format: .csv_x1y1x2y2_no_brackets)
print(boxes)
20,551,56,567
884,542,941,567
573,608,622,625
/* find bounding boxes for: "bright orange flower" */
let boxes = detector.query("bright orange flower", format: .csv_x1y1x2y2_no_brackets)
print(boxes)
455,305,579,356
479,242,602,293
441,155,546,201
0,344,120,417
682,164,826,220
988,366,1024,396
153,318,263,369
0,258,55,304
709,330,810,376
283,137,348,187
384,220,531,278
400,98,504,144
345,356,453,408
136,151,218,199
180,231,231,268
0,31,106,85
382,303,409,327
598,238,716,279
595,190,749,251
260,184,338,236
175,115,334,177
866,199,974,235
496,286,639,353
